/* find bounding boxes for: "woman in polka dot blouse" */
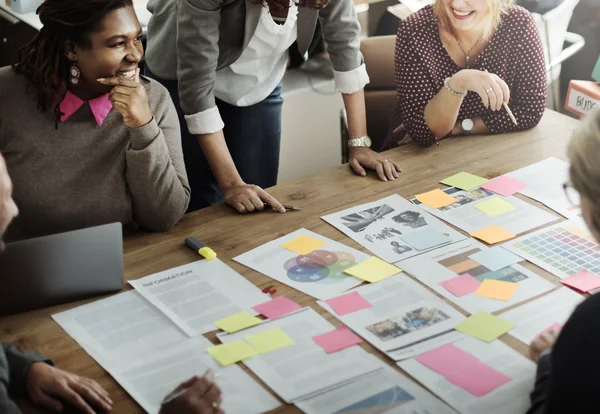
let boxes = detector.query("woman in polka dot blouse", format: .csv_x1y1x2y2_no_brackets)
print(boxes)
386,0,547,148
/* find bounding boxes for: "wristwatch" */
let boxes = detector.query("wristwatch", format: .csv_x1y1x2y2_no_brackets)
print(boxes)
461,119,474,135
348,136,372,148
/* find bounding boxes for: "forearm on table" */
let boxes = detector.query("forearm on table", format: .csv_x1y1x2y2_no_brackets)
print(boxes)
342,89,368,139
424,84,464,138
196,131,243,191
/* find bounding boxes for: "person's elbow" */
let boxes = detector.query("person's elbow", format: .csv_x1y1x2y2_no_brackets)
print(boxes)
137,194,190,232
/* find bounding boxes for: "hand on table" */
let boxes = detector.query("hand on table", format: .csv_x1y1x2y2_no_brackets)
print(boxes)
223,181,285,213
348,147,402,181
529,327,560,362
451,69,511,111
159,372,223,414
97,68,153,129
26,362,112,413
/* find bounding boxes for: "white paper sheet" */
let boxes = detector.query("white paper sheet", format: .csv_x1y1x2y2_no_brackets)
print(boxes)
398,337,536,414
399,239,556,314
317,276,467,359
411,187,559,235
128,259,270,336
234,228,369,300
295,357,457,414
52,291,280,414
217,307,381,403
502,219,600,280
322,195,467,263
505,157,582,219
499,287,583,345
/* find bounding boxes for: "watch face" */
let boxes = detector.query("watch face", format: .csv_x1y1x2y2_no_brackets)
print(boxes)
461,119,474,131
364,136,372,147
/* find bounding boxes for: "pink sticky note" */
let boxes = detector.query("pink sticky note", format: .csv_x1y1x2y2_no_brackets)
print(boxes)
481,176,528,197
561,270,600,292
446,362,512,397
416,344,480,377
325,291,372,316
313,325,363,354
534,323,563,340
252,296,302,320
439,274,482,297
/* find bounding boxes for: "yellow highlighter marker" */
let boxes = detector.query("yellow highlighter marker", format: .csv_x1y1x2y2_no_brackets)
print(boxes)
185,237,217,260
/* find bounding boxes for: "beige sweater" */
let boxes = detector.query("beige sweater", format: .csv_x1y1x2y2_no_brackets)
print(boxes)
0,67,190,241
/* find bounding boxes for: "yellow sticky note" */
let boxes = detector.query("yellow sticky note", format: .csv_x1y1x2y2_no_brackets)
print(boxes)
245,328,295,354
470,225,516,244
344,257,402,283
454,311,515,342
441,172,489,191
214,312,262,333
207,340,257,366
415,189,458,209
282,235,327,255
474,198,517,217
475,279,519,301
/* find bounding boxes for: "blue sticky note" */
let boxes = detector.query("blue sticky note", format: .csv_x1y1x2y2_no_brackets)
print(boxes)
593,55,600,83
400,228,451,251
469,247,523,272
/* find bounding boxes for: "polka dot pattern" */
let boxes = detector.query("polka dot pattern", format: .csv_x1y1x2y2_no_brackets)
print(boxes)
388,5,547,148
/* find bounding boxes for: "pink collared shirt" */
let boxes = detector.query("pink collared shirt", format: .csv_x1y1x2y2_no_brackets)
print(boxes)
59,90,112,126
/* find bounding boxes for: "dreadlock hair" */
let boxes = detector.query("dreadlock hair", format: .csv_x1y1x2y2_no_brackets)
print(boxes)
12,0,133,129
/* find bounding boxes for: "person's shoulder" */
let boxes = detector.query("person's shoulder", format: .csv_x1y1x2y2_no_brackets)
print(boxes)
501,5,537,29
399,5,436,36
572,293,600,320
0,67,26,93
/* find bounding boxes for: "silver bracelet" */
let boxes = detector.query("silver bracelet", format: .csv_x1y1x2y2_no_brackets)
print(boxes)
444,77,467,98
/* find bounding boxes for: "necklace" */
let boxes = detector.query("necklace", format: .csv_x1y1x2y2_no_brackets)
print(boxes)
449,29,484,68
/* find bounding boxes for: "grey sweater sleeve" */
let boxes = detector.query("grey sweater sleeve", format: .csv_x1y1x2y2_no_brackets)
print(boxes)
126,80,191,231
318,0,363,72
0,343,53,414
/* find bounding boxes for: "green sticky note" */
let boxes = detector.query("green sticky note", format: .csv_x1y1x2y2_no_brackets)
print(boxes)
441,172,489,191
474,198,517,217
344,257,402,283
593,55,600,82
454,311,515,342
214,312,262,333
245,328,295,354
207,340,257,366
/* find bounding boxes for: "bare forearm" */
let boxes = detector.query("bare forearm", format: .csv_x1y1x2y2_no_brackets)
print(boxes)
195,131,242,191
342,90,368,139
424,79,464,138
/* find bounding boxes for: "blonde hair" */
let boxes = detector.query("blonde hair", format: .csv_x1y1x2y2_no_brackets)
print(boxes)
433,0,514,39
568,109,600,232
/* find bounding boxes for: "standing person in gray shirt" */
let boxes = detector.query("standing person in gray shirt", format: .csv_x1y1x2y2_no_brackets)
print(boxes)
145,0,403,213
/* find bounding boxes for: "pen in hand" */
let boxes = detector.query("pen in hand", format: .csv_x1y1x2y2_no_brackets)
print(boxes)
161,371,220,406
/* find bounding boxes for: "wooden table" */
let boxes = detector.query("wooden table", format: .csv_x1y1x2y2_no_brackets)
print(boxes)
1,109,580,413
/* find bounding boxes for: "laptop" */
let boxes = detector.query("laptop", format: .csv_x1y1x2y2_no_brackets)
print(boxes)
0,222,124,316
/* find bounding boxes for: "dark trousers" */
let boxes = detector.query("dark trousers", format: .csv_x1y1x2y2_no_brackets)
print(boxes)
146,68,283,212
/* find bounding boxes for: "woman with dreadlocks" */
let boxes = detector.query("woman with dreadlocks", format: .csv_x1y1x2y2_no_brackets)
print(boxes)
0,0,190,242
144,0,403,214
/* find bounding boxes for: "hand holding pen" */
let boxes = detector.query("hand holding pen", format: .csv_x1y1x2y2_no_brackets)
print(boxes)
160,371,223,414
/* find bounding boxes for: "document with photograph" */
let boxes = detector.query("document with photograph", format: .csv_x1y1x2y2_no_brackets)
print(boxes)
400,239,556,314
234,229,370,300
398,337,536,414
52,291,280,414
295,357,457,414
322,195,466,263
318,276,466,360
217,307,381,403
411,187,559,235
499,287,583,345
129,259,270,336
505,157,582,219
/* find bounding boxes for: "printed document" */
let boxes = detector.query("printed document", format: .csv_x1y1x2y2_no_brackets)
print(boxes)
400,239,555,314
398,337,536,414
318,276,467,360
52,291,279,414
296,357,456,414
129,259,270,336
217,307,381,403
322,194,466,263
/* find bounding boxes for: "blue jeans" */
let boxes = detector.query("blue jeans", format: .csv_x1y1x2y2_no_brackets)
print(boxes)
146,68,283,212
